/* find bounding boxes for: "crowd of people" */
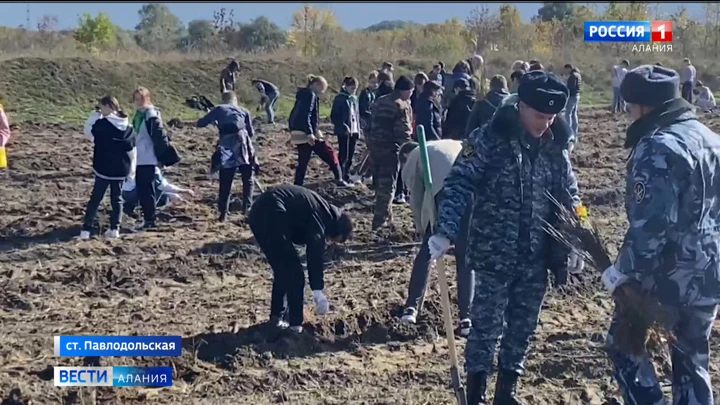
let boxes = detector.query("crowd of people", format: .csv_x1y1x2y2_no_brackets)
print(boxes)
4,53,715,405
612,57,716,113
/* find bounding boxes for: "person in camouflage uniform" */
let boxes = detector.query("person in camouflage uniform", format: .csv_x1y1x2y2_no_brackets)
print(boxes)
602,65,720,405
367,75,414,230
428,71,584,405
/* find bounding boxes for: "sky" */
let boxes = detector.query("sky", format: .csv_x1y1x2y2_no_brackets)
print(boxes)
0,2,708,31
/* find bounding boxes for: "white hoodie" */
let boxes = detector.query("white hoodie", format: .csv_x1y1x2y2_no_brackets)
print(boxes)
696,86,716,110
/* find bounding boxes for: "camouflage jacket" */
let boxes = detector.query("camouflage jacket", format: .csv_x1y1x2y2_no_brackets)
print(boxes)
616,98,720,306
436,103,580,274
367,91,413,148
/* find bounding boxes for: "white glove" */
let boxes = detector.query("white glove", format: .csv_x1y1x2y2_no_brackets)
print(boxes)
567,251,585,274
601,265,629,294
313,290,329,315
428,235,451,260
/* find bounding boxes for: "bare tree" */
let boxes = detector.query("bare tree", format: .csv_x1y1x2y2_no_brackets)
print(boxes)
465,6,499,54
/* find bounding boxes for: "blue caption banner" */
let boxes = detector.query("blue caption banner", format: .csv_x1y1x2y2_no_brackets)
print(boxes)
584,21,650,42
54,336,182,357
54,366,173,387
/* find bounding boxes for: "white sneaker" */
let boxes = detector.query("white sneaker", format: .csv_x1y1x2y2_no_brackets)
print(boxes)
459,319,472,337
104,229,120,239
270,316,289,329
78,230,91,240
289,326,303,334
349,174,363,184
401,307,417,324
393,194,407,204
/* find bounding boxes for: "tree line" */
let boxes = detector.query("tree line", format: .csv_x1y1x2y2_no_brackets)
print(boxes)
3,2,720,85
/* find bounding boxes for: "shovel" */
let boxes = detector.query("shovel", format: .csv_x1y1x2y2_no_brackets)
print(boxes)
416,125,467,405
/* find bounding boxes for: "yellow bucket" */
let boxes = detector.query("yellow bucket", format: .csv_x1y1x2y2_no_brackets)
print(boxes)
0,146,6,169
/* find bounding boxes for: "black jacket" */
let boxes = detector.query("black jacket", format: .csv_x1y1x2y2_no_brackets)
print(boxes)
465,89,509,138
288,86,319,135
409,90,420,112
250,185,343,290
413,92,443,141
567,69,581,96
358,87,376,120
330,89,360,136
443,89,476,140
88,114,135,180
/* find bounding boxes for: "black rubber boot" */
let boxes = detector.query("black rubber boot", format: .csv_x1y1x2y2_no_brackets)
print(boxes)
466,372,488,405
492,370,525,405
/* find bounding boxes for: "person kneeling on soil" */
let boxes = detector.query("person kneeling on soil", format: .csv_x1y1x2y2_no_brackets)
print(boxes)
289,75,351,187
122,167,194,215
249,184,353,333
197,91,257,221
694,80,716,112
79,96,135,240
398,140,474,338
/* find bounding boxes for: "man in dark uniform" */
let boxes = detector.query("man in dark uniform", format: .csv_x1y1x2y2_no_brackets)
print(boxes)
603,65,720,405
429,71,584,404
249,185,353,333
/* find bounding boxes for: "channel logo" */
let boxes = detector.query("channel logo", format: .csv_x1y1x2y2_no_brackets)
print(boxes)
584,21,672,42
54,366,172,387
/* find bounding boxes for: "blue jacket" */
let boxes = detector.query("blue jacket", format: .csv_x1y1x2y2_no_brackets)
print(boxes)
616,98,720,306
197,104,256,168
436,103,580,276
288,87,319,135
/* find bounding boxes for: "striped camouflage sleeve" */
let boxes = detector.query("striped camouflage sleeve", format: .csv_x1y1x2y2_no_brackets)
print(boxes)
615,136,685,280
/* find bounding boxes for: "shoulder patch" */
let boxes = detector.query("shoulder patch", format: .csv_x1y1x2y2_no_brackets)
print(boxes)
633,181,645,203
461,140,475,157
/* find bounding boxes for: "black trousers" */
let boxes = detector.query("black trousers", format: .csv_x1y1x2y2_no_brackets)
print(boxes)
136,165,157,225
682,81,693,103
218,165,254,215
83,176,123,231
294,142,341,186
337,133,358,181
249,207,306,327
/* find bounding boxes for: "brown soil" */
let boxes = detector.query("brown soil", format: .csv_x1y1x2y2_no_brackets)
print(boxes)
1,109,720,404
